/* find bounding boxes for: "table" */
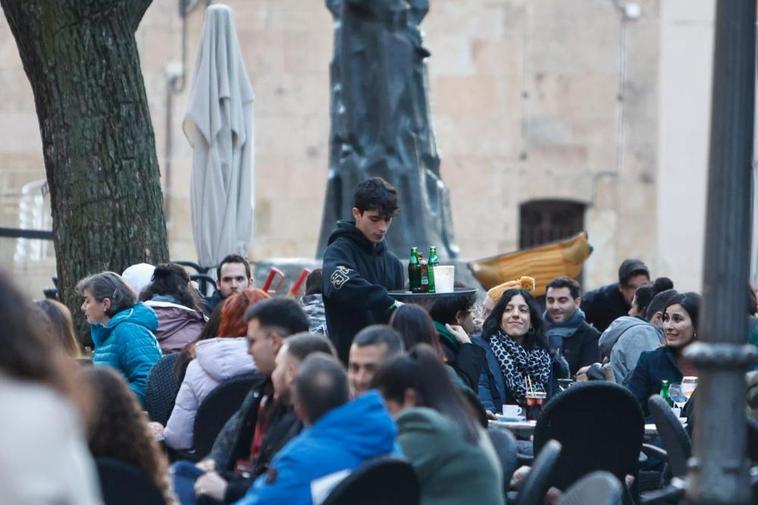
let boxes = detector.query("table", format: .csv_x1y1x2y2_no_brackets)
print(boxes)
488,419,667,437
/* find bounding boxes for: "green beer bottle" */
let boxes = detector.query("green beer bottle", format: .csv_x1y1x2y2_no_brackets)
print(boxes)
659,380,672,407
427,246,438,293
408,247,421,293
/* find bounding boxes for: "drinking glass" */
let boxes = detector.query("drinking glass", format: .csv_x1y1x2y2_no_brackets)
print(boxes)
525,391,547,421
669,383,688,410
681,376,698,400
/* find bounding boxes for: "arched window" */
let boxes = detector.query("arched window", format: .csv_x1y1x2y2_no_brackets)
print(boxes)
519,200,585,249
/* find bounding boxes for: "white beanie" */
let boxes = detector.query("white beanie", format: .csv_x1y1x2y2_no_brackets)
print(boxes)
121,263,155,297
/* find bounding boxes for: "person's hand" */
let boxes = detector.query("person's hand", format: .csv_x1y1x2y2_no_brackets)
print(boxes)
195,458,215,472
485,410,497,420
445,323,471,344
575,365,590,382
147,422,164,441
194,471,228,501
510,465,531,489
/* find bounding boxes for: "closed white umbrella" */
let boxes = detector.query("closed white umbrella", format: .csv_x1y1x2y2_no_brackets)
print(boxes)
184,4,255,268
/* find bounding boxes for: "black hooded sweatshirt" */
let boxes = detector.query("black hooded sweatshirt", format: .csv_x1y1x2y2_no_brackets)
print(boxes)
322,220,404,363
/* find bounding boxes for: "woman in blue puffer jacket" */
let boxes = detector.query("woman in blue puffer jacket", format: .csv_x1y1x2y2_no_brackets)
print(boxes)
76,271,162,403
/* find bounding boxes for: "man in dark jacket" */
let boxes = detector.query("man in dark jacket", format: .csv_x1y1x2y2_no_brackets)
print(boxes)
322,177,405,364
202,254,254,316
544,276,600,376
581,259,651,332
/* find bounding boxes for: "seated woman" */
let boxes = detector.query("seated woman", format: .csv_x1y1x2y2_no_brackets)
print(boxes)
371,344,504,505
33,298,81,358
0,270,100,505
474,288,552,415
77,271,162,403
142,263,206,353
163,288,269,451
625,292,701,412
427,291,486,390
82,366,176,504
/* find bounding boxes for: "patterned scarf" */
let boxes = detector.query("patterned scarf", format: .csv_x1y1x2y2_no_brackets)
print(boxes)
489,329,552,405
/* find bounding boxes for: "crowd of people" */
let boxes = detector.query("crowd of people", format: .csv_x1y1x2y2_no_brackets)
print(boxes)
2,176,756,505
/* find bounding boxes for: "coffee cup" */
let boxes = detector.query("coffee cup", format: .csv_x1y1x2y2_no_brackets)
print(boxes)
502,404,523,418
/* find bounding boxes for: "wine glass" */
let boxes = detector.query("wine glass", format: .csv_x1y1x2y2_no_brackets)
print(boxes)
681,376,698,400
669,383,688,411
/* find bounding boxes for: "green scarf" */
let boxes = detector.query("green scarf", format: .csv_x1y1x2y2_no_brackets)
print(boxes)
434,320,460,353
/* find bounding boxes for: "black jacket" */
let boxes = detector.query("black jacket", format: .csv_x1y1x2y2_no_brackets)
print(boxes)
322,220,404,363
625,346,683,415
581,283,630,332
559,321,601,376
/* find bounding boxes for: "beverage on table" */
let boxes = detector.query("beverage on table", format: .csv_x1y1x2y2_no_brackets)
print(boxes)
427,246,438,293
659,379,673,407
525,391,547,421
408,247,421,292
681,376,698,400
419,252,429,293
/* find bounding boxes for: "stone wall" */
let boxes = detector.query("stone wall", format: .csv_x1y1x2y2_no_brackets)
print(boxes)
0,0,713,298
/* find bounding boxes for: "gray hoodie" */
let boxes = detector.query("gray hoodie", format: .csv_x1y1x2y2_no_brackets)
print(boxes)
598,316,664,384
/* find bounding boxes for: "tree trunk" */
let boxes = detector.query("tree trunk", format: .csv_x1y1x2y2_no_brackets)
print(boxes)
0,0,169,343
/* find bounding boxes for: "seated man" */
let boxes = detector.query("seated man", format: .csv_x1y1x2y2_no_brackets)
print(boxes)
347,325,403,396
191,333,337,504
582,259,650,332
203,254,254,316
235,354,398,505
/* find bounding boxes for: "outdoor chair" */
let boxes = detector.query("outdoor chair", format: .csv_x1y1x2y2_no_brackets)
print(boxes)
532,381,644,502
488,427,519,493
510,439,562,505
170,371,261,463
648,395,691,479
321,456,420,505
560,471,623,505
144,352,181,426
95,457,166,505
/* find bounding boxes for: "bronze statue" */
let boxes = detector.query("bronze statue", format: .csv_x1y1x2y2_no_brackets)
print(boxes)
317,0,459,260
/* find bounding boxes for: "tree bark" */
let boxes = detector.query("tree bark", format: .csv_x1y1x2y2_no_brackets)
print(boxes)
0,0,169,343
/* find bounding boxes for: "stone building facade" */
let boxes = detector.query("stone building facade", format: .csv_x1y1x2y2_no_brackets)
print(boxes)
0,0,715,297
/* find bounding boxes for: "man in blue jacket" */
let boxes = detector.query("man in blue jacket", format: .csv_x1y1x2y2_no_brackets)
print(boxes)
234,354,397,505
322,177,405,364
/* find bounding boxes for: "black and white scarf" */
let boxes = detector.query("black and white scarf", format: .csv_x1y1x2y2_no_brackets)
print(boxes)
489,329,552,405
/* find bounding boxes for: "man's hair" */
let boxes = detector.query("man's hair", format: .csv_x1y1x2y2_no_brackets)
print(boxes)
352,177,399,219
285,332,336,362
243,298,309,336
216,254,252,283
618,258,649,286
294,354,350,424
428,290,476,325
304,269,323,296
545,276,581,299
353,325,404,357
644,288,679,321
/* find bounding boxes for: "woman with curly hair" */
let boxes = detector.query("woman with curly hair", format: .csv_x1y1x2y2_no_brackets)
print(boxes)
82,366,176,504
163,288,270,450
142,263,207,353
0,269,100,505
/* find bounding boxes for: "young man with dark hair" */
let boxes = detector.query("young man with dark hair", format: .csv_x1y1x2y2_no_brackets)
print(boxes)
543,276,600,375
348,325,404,395
203,254,254,315
235,354,397,505
581,258,651,332
322,177,405,364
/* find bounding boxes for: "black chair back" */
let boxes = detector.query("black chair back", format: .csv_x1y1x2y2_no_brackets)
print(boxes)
192,372,260,459
487,428,519,493
533,381,644,494
516,439,562,505
95,457,165,505
648,394,691,478
560,471,623,505
144,353,181,425
321,456,419,505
